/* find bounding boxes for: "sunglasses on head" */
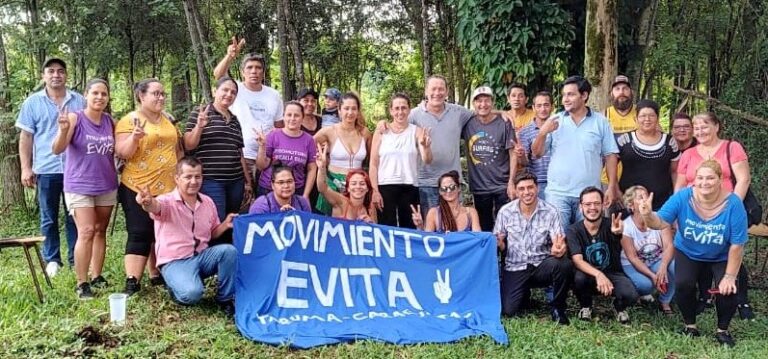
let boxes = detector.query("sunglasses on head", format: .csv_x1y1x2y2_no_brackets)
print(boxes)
439,184,459,193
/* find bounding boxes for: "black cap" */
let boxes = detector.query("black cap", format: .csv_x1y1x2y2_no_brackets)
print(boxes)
43,58,67,70
296,88,318,100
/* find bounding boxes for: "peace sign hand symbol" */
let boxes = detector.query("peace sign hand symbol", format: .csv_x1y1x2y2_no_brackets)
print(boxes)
227,36,246,59
410,204,423,228
196,105,210,129
57,106,70,131
611,212,624,235
433,269,452,304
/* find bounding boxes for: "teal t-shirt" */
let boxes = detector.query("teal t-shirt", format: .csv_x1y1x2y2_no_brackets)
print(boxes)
657,187,748,262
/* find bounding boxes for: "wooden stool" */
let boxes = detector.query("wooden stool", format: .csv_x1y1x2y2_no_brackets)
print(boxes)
0,236,53,303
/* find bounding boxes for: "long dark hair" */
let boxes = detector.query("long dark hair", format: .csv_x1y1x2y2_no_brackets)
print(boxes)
437,170,460,232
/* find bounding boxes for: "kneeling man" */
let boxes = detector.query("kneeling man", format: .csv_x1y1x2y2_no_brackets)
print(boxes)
494,172,573,325
136,156,238,314
568,186,638,324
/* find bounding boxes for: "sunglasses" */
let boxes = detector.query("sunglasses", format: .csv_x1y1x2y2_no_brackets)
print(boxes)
439,184,459,193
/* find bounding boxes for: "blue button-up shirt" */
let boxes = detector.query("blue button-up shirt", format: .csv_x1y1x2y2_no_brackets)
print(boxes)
518,120,550,184
15,89,86,174
542,108,618,197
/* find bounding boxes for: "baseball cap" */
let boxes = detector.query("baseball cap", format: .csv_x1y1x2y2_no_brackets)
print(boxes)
324,88,341,101
297,88,319,100
43,57,67,70
611,75,631,88
471,86,494,102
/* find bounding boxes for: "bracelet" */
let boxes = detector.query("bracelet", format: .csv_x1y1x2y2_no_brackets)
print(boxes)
723,273,737,280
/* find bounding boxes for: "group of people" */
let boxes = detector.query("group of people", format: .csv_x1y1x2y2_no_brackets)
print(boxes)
16,38,756,347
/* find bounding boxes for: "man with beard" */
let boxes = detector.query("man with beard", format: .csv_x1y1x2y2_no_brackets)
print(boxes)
494,172,572,324
214,37,283,186
601,75,636,188
463,86,518,231
567,186,638,324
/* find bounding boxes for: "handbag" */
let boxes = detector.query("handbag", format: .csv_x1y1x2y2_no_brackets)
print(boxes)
726,140,763,226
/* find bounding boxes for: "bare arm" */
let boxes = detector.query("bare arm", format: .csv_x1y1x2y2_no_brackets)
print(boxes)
19,131,35,187
673,169,687,192
731,160,751,200
424,208,438,232
303,163,317,198
115,133,140,159
531,131,547,158
468,207,481,232
213,37,245,80
369,130,382,194
669,160,678,188
316,165,346,207
212,214,237,239
658,227,675,271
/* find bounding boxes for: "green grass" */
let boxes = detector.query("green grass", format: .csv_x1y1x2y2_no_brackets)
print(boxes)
1,209,767,358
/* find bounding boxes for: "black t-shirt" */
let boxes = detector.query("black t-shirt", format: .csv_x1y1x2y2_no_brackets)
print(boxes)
617,132,680,210
567,219,623,273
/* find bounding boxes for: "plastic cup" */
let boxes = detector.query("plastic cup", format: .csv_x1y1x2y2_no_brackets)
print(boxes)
109,293,127,325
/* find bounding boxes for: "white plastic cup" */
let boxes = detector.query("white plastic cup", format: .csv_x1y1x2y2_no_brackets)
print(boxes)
109,293,127,325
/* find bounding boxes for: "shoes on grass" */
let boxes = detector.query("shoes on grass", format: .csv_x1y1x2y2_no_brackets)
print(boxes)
578,307,592,321
715,331,735,347
218,300,235,317
738,304,755,320
550,308,570,325
680,326,701,337
90,275,108,289
46,262,61,277
149,275,166,287
76,282,94,300
616,310,630,325
124,276,141,296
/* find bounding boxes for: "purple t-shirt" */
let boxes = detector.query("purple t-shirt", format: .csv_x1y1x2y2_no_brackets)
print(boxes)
64,111,118,195
248,192,311,214
258,130,317,189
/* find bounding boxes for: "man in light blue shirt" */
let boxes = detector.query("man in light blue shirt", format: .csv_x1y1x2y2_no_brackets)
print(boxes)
16,58,85,277
532,76,619,231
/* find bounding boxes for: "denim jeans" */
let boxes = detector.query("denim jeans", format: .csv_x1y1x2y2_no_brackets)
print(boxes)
37,174,77,266
418,186,441,219
537,182,547,200
544,192,582,232
200,178,245,221
160,244,237,304
623,260,676,304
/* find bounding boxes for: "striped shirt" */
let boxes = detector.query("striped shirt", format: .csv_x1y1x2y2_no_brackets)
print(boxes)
15,89,86,174
493,198,563,271
517,120,550,184
185,105,245,181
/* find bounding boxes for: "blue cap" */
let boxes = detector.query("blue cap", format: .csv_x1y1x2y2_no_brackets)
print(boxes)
324,88,342,101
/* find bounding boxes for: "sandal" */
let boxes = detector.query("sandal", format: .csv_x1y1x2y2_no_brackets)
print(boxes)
659,303,675,316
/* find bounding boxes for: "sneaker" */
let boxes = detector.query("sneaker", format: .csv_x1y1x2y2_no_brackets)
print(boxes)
76,282,95,300
46,262,61,277
90,275,108,289
149,275,165,287
124,276,141,296
681,326,701,337
578,307,592,321
738,304,755,320
714,331,736,347
638,294,655,304
218,300,235,317
617,310,630,324
551,308,570,325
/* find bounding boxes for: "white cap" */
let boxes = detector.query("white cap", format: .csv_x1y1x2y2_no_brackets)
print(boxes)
471,86,494,102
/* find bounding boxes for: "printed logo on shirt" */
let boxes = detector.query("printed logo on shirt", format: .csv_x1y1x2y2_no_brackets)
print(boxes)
468,131,500,165
585,241,610,270
682,219,725,245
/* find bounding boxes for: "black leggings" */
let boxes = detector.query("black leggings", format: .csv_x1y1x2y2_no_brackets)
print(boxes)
697,263,750,305
573,270,639,311
118,184,155,256
676,251,738,330
377,184,419,229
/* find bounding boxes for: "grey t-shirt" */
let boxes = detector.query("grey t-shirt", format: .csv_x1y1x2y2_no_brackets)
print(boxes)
462,114,515,194
408,102,472,187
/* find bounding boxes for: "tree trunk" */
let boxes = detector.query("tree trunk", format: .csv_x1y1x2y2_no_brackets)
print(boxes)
172,61,191,114
436,0,454,101
124,7,136,109
276,0,292,100
584,0,618,112
190,0,213,67
25,0,45,70
420,0,432,80
182,0,212,103
0,26,10,110
283,0,305,90
623,0,657,93
0,115,27,211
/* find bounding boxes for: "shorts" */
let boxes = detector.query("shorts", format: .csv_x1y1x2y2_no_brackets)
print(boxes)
65,190,118,214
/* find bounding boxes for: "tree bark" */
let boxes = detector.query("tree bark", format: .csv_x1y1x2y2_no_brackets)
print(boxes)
584,0,618,112
283,0,305,90
672,85,768,128
0,26,10,111
190,0,213,67
420,0,432,80
436,0,454,101
276,0,292,100
25,0,45,70
0,114,27,211
182,0,212,103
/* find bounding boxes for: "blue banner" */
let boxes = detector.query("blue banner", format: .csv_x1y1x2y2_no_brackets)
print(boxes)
232,211,508,348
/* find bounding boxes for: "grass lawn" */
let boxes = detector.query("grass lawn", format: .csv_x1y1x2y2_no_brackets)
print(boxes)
1,208,767,358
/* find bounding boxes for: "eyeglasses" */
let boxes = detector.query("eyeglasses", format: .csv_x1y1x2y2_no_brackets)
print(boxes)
439,184,459,193
273,179,294,186
580,201,602,208
148,91,167,98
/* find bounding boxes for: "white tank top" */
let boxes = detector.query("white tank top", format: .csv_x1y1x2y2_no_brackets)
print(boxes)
329,133,366,169
377,124,418,185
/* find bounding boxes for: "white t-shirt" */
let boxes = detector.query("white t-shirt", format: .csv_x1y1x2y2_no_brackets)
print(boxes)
231,82,284,159
620,216,664,266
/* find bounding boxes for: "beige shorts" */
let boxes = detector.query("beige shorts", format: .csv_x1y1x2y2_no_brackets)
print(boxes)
65,190,118,214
